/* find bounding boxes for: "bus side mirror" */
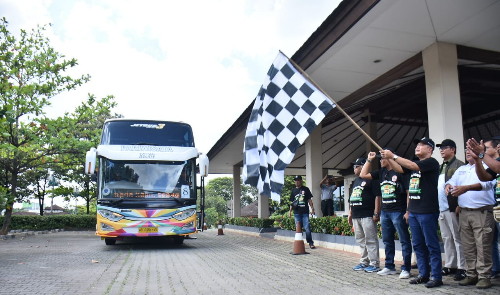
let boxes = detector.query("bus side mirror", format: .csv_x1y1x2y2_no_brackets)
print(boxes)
85,148,97,175
198,154,209,177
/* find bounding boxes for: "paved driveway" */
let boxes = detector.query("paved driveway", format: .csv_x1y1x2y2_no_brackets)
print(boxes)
0,230,498,295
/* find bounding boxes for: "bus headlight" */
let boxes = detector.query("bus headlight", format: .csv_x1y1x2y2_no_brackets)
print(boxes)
98,209,124,222
100,223,115,231
173,209,196,221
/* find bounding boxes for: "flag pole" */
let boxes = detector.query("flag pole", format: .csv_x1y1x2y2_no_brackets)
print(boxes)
283,51,383,151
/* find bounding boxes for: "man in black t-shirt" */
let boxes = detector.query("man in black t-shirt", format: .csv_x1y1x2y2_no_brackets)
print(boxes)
360,149,412,279
349,158,382,273
289,176,316,249
381,137,442,288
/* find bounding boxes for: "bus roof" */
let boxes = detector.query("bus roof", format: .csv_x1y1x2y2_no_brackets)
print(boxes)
104,118,188,125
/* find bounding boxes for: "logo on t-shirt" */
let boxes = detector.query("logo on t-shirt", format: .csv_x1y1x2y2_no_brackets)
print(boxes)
294,191,307,207
380,180,397,203
350,184,365,205
409,172,422,199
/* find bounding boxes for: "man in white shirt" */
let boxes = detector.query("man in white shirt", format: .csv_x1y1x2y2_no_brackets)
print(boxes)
445,149,496,289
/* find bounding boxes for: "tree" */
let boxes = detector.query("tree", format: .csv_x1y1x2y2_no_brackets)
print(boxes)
270,175,297,216
0,18,91,234
49,94,119,214
204,177,258,219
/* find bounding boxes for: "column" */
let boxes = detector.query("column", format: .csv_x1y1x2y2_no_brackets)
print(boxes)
232,165,241,218
305,125,323,216
258,194,269,218
423,42,465,161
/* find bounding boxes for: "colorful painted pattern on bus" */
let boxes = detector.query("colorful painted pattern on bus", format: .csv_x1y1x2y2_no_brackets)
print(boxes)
96,205,197,237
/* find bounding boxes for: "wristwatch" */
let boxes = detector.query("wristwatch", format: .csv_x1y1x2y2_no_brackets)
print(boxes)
478,153,484,159
393,155,399,160
373,213,379,217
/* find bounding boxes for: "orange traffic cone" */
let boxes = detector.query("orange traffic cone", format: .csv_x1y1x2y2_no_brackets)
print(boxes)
290,222,308,255
217,220,224,236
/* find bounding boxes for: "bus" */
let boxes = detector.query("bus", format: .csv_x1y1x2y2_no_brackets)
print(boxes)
84,119,209,245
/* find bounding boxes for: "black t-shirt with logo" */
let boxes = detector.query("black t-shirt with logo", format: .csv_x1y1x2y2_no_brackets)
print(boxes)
370,168,407,212
290,186,313,214
349,177,381,218
405,157,440,214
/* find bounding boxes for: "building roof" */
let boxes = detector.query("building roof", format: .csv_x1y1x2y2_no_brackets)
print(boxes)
207,0,500,176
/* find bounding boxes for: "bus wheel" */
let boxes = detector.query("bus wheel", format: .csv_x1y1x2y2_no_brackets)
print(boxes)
172,237,184,245
105,238,116,245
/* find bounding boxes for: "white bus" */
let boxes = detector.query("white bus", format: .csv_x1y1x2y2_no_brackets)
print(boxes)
85,119,209,245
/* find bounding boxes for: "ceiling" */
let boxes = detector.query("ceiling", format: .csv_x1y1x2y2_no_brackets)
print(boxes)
207,0,500,176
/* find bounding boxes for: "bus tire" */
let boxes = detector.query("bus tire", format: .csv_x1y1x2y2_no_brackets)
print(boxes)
172,237,184,245
105,238,116,245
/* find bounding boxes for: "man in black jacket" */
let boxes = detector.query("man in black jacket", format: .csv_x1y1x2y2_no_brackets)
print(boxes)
436,139,466,280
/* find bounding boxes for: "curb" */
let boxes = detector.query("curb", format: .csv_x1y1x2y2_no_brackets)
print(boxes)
0,228,65,240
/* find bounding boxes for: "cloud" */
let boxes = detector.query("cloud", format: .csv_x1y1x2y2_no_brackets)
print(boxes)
1,0,341,153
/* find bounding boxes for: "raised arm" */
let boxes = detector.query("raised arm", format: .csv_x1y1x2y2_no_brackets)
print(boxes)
381,149,419,171
360,152,376,179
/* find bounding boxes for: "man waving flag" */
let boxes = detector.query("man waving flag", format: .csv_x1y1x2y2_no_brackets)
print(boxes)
242,52,336,202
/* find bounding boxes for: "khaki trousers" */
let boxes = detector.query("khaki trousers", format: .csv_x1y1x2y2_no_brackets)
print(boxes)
459,208,495,279
439,210,466,269
353,217,379,267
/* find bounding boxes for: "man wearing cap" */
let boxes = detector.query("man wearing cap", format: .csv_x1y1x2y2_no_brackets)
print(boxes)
360,148,412,279
381,137,442,288
436,139,466,280
289,176,316,249
445,148,496,289
349,158,382,273
319,175,337,217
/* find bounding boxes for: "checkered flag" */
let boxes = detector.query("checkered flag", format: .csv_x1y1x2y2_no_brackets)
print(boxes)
243,52,335,202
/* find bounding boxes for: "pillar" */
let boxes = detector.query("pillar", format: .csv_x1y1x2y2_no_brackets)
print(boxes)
232,165,241,217
258,194,269,218
423,42,465,161
305,125,323,216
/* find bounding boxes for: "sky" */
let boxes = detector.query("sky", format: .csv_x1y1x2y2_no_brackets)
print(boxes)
2,0,342,155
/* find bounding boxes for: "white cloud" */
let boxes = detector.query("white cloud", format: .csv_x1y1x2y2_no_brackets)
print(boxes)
1,0,341,153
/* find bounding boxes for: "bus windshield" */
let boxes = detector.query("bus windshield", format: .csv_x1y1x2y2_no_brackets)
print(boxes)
98,158,195,199
101,120,195,147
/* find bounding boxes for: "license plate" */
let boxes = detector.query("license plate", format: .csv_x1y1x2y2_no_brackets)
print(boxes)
138,227,158,233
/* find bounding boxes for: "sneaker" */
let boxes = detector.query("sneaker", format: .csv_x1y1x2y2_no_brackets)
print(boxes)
476,278,492,289
409,276,429,284
399,270,411,279
377,268,397,276
364,265,381,273
459,276,478,286
453,269,466,281
441,267,457,275
353,263,368,271
309,243,316,249
425,279,443,288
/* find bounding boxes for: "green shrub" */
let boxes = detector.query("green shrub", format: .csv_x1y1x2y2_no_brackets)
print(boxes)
227,217,274,228
0,215,96,231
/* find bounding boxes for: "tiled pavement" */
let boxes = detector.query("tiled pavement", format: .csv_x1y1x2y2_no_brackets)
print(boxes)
0,230,498,295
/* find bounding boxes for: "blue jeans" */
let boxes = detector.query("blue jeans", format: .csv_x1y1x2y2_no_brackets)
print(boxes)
294,213,313,245
381,211,412,271
409,212,442,280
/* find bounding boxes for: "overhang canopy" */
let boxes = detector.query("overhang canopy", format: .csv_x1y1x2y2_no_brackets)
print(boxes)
208,0,500,175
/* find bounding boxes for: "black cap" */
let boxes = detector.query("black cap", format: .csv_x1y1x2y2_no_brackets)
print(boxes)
352,158,366,166
413,137,435,150
436,139,456,148
293,175,303,181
